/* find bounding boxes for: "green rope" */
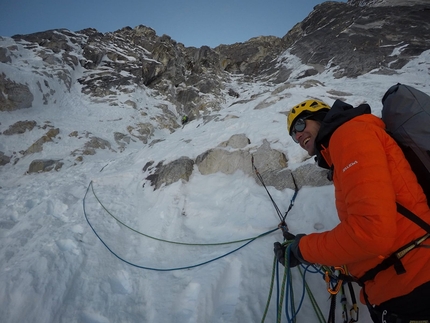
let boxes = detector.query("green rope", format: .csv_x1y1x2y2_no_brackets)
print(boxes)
89,180,277,246
261,255,278,323
262,245,328,323
298,266,326,323
289,269,296,322
280,243,297,323
278,264,294,323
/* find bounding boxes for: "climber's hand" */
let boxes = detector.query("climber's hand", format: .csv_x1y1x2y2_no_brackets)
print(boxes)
273,242,301,268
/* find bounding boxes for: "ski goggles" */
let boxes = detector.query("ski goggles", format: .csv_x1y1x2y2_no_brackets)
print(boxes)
290,117,308,143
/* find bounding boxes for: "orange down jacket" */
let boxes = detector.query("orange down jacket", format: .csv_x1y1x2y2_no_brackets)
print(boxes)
298,103,430,306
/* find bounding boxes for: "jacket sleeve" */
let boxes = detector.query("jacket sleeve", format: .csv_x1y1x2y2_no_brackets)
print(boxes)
299,120,399,266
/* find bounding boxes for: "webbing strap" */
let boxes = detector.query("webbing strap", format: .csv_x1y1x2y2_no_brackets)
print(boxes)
357,203,430,284
397,203,430,234
359,233,430,284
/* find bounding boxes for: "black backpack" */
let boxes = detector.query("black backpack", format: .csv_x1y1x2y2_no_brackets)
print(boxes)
382,83,430,208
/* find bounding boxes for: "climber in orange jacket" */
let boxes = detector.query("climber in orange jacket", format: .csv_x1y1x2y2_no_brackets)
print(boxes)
275,99,430,323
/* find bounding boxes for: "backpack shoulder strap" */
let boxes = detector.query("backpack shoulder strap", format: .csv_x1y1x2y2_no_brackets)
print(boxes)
396,202,430,233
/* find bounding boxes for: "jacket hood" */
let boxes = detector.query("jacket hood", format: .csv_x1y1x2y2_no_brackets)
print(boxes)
315,100,371,169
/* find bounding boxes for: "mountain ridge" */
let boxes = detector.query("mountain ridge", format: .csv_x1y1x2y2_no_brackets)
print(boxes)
1,0,429,189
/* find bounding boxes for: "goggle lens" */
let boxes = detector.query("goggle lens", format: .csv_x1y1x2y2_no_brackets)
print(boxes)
291,118,307,143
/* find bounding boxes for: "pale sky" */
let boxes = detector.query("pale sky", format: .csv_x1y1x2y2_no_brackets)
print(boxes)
0,0,347,48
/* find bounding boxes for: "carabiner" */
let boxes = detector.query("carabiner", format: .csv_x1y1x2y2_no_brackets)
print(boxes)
349,304,359,323
325,266,346,295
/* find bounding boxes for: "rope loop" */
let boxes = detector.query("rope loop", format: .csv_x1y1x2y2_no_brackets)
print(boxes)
83,180,278,271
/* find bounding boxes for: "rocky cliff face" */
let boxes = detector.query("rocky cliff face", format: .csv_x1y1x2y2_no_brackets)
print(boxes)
3,0,429,112
348,0,429,6
1,0,429,190
283,0,430,79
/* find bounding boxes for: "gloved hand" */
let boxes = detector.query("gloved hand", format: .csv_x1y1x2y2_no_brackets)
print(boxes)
274,234,308,267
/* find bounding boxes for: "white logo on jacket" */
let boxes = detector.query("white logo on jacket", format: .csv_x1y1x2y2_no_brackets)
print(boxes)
342,160,358,172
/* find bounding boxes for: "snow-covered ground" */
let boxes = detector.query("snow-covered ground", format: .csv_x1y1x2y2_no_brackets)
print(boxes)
1,34,429,323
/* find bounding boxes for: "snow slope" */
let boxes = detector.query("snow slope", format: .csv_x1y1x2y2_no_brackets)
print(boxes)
1,35,430,323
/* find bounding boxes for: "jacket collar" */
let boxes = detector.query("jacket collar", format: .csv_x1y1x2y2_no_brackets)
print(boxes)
315,100,371,169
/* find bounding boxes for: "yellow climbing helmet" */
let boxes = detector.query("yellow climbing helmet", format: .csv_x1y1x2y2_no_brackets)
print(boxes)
287,99,330,135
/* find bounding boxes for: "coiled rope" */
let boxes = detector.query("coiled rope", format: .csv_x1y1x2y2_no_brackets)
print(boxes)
88,180,276,246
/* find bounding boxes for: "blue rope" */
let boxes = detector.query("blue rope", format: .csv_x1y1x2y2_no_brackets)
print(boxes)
83,181,278,271
289,265,311,321
275,245,316,323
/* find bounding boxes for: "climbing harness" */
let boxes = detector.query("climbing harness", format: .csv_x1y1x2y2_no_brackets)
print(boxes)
356,203,430,286
358,232,430,285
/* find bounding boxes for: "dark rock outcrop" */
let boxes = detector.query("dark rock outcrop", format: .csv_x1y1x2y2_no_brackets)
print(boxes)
0,73,34,111
0,152,11,166
22,128,60,156
146,157,195,190
27,159,63,173
2,120,37,135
